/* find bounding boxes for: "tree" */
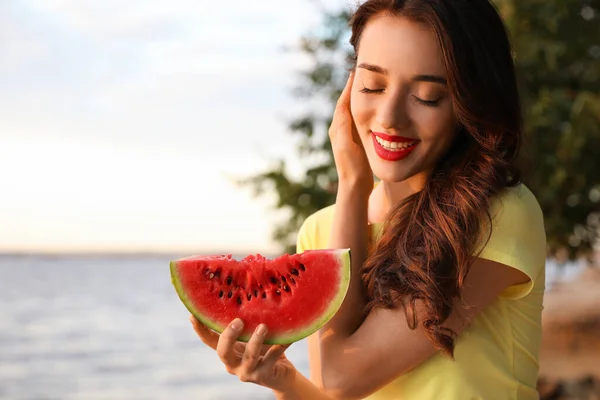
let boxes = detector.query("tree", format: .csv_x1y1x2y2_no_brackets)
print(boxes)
239,0,600,257
501,0,600,255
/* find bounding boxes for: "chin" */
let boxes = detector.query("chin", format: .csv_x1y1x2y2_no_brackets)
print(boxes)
364,142,422,184
372,165,417,183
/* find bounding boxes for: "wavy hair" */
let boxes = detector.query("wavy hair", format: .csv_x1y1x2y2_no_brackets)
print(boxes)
350,0,523,357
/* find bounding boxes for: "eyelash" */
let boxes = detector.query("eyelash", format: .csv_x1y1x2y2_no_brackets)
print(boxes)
359,87,440,107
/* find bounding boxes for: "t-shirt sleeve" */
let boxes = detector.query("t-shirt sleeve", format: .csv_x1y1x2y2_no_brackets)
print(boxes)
477,186,547,300
296,206,335,254
296,216,314,254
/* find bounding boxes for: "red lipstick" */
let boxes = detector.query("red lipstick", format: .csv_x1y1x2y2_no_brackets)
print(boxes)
371,131,419,162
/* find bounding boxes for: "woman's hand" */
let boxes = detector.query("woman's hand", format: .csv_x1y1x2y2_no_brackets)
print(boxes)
190,316,297,394
329,70,373,195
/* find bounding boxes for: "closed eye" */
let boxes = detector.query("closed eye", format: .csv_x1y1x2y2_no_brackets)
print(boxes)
359,86,441,107
412,95,440,107
359,86,384,94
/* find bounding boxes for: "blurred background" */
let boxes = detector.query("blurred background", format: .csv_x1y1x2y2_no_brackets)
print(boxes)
1,0,599,399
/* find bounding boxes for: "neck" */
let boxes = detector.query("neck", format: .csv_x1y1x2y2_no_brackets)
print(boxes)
369,171,428,224
381,178,424,205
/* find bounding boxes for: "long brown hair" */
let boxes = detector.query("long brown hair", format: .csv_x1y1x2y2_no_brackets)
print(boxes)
350,0,523,357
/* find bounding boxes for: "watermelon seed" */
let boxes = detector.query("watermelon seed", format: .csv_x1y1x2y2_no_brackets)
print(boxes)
247,293,252,301
289,277,296,285
209,273,215,279
283,285,290,292
275,289,281,296
236,296,242,305
299,263,306,272
218,291,224,298
227,291,233,298
226,277,233,285
290,268,299,276
262,292,267,299
254,290,259,297
270,276,278,284
281,276,286,282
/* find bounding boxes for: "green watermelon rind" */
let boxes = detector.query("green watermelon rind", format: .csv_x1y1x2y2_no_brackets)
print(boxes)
170,248,352,345
170,258,231,339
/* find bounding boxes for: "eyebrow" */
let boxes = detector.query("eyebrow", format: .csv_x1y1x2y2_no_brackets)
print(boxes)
357,62,447,85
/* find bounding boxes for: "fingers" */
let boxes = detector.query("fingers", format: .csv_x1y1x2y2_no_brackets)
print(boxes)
241,324,267,373
197,318,294,389
336,69,355,111
262,343,292,367
330,70,356,142
237,324,269,382
189,315,219,350
216,318,244,370
238,325,292,385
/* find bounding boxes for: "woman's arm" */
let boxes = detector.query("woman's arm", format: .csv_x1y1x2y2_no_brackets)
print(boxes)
322,70,373,337
327,186,371,335
312,256,530,400
312,69,374,396
274,373,335,400
314,185,370,394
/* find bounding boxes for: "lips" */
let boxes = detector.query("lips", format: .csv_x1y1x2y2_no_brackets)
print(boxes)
372,131,415,143
371,131,419,162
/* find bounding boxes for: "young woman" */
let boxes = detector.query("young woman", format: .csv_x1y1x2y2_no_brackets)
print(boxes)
190,0,547,399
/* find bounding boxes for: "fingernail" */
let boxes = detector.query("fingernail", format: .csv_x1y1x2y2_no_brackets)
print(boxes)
256,324,267,336
231,319,243,331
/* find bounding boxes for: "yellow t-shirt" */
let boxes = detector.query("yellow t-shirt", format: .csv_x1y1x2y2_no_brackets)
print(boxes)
296,184,547,400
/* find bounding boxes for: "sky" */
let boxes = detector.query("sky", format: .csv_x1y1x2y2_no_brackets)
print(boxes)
0,0,351,254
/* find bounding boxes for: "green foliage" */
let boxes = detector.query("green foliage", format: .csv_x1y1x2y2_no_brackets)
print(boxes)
239,1,600,256
506,0,600,254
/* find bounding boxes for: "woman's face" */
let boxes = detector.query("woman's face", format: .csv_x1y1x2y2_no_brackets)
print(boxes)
350,14,458,183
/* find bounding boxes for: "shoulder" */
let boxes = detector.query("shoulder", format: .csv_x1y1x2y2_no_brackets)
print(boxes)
302,204,336,228
485,183,546,248
296,205,336,252
478,183,547,298
488,184,544,226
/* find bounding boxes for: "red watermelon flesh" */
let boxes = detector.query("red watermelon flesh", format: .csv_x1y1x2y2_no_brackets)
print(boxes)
170,249,350,344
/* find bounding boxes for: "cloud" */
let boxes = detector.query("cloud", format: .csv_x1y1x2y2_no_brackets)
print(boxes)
26,0,189,41
0,0,315,145
25,0,327,43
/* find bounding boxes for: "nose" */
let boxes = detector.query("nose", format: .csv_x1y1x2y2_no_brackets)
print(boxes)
375,92,410,130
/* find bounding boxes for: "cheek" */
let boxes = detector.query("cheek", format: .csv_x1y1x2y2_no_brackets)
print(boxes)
412,104,456,146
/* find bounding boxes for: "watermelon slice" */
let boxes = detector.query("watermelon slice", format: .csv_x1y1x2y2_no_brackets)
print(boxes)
170,249,350,344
